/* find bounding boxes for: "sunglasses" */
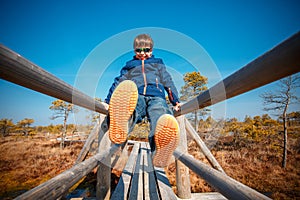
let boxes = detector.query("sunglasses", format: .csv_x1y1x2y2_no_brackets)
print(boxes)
135,48,152,53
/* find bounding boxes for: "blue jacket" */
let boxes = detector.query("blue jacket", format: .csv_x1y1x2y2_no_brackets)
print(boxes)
105,55,180,106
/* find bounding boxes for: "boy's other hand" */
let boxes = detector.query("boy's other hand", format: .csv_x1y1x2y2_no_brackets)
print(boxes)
173,102,182,112
100,102,109,110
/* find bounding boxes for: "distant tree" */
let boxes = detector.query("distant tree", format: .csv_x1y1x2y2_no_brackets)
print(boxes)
0,118,14,137
261,114,279,127
250,115,269,140
180,71,208,131
226,117,240,136
243,114,278,139
16,118,35,136
286,111,300,126
243,115,254,138
260,74,300,168
253,116,262,127
205,116,216,128
49,99,76,149
45,124,63,134
243,115,253,124
198,119,206,130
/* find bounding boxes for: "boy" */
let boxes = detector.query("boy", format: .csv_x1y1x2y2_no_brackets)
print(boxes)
103,34,181,167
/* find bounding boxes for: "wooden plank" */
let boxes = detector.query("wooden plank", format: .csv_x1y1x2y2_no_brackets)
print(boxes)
143,143,150,200
144,143,160,200
174,31,300,117
176,116,192,199
110,142,140,200
128,143,144,199
154,167,178,200
0,44,108,115
173,150,272,200
184,117,225,174
15,145,119,200
191,192,227,200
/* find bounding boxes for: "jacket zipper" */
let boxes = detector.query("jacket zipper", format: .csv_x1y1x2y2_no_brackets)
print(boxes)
168,87,174,101
156,78,162,92
142,60,147,95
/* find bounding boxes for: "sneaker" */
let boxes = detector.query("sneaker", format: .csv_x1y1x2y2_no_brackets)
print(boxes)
109,80,138,144
152,114,179,167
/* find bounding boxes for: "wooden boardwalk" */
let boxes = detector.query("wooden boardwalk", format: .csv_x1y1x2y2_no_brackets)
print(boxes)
111,141,177,200
0,31,299,200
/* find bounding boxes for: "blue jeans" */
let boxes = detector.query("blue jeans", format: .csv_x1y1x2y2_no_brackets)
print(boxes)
129,95,173,152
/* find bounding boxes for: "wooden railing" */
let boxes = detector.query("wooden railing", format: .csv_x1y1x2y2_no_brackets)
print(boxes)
0,31,299,200
0,45,107,115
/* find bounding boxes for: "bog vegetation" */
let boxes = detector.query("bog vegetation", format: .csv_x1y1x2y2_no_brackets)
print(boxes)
0,112,299,199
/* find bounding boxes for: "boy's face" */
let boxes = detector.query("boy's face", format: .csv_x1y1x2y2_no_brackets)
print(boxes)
134,47,152,60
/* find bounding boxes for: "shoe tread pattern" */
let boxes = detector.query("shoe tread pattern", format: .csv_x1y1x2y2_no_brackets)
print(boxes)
153,114,179,167
109,80,138,144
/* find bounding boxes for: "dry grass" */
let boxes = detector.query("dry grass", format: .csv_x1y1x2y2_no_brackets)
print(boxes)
0,131,299,200
0,135,83,199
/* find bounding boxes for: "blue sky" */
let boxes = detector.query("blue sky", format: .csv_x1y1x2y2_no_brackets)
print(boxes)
1,0,299,126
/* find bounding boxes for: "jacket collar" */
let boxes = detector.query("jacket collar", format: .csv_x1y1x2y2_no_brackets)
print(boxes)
133,55,155,60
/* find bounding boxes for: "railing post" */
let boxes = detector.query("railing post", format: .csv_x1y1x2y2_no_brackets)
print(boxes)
184,117,225,174
175,116,191,199
96,114,111,200
75,123,100,164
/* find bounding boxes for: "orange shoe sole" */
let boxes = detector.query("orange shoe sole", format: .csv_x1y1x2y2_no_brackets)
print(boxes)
153,114,179,167
109,80,138,144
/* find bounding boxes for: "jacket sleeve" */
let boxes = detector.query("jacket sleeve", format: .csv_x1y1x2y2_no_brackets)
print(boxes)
159,60,180,106
104,67,128,104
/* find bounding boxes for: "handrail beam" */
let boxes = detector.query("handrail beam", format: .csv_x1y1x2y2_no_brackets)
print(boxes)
15,145,119,200
0,44,108,115
175,31,300,116
173,150,271,200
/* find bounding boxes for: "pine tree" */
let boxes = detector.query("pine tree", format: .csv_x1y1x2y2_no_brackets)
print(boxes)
0,118,14,137
180,72,208,131
49,99,76,149
16,118,34,136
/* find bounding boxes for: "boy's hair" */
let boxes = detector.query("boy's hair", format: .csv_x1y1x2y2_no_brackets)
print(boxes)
133,34,154,49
